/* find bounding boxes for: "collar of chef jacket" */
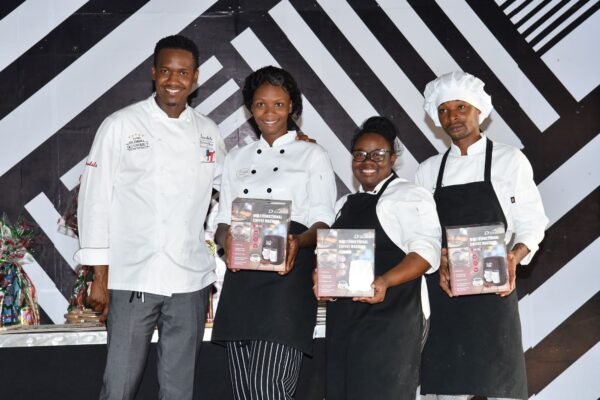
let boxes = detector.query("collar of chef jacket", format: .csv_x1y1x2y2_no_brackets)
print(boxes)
448,133,487,156
257,130,297,148
148,92,193,123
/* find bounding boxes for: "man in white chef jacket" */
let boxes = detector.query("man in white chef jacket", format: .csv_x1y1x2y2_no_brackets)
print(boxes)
416,71,548,400
74,35,226,400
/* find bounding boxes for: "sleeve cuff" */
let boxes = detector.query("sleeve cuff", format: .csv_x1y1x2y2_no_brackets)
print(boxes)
408,243,440,275
74,248,110,266
512,236,540,265
308,211,336,228
213,212,231,226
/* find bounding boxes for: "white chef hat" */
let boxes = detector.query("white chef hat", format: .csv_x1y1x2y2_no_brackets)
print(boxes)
423,71,493,127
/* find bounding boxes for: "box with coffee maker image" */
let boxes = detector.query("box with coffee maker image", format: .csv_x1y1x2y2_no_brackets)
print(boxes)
230,198,291,271
316,229,375,297
446,223,510,296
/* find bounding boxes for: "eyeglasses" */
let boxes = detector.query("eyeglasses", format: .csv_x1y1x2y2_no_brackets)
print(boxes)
351,149,391,162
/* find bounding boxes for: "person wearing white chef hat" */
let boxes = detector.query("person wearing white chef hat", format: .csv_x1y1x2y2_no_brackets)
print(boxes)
416,71,548,400
423,71,493,129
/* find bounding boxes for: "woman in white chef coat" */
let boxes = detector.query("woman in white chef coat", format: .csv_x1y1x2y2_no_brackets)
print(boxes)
211,66,337,400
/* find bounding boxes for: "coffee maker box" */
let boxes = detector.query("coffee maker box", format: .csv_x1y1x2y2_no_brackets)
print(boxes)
446,223,510,296
316,229,375,297
230,198,291,272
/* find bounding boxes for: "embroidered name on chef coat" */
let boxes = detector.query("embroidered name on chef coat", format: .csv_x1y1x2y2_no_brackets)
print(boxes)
237,168,252,178
199,133,216,163
126,132,150,151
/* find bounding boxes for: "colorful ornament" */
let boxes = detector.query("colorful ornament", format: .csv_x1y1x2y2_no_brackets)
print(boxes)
0,215,42,327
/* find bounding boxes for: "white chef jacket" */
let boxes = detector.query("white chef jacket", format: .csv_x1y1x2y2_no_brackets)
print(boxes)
215,131,336,227
74,95,226,296
335,174,442,318
415,134,548,265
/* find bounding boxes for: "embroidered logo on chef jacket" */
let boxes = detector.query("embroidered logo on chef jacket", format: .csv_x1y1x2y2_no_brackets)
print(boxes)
237,168,252,178
199,133,216,163
126,132,150,151
203,148,215,163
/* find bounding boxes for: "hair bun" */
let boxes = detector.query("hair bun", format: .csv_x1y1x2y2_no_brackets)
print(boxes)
360,116,397,138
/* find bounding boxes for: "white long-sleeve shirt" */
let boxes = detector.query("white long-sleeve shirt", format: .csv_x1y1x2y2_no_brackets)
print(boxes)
215,131,336,227
415,135,548,265
75,95,226,296
335,174,442,318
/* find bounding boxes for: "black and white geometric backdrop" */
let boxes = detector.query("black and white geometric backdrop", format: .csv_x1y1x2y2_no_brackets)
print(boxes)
0,1,597,398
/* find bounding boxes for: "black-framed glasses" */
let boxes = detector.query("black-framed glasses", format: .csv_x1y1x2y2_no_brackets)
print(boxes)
351,149,391,162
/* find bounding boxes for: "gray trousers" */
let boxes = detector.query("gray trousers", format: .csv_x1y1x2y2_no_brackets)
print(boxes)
99,287,210,400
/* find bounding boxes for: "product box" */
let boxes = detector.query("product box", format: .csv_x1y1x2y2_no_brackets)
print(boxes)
446,223,509,296
230,198,291,271
316,229,375,297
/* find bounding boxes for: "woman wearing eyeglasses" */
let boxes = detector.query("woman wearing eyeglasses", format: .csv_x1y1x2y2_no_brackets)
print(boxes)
318,116,441,400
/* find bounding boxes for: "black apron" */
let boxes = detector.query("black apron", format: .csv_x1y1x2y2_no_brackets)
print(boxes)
420,139,527,399
212,221,317,355
326,175,423,400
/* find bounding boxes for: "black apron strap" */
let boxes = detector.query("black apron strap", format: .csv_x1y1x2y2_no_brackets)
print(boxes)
437,138,493,187
435,149,451,190
376,173,397,199
484,138,493,183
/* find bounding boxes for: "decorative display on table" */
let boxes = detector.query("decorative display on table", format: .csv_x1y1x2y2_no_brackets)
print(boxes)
58,188,102,324
205,239,217,328
0,215,42,327
65,265,101,324
205,198,228,328
57,186,79,238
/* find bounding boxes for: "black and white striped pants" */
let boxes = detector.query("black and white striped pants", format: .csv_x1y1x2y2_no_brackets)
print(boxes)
226,340,303,400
